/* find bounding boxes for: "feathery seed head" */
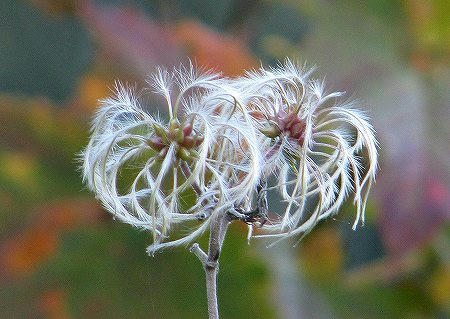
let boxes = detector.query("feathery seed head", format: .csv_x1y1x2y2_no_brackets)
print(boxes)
82,65,263,254
81,60,378,253
235,59,378,242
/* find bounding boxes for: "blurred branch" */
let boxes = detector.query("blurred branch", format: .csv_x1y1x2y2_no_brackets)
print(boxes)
263,244,334,319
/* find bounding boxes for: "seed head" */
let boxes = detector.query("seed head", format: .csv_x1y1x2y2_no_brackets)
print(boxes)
81,60,378,252
81,65,262,253
235,59,378,243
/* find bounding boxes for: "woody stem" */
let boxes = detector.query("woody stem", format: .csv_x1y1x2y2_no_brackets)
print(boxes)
191,213,231,319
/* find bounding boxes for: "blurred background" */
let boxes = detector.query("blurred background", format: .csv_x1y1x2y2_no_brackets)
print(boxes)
0,0,448,318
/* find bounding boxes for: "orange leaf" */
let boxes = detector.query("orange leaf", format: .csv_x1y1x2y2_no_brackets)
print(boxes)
0,199,105,279
3,227,58,277
40,289,71,319
171,20,259,76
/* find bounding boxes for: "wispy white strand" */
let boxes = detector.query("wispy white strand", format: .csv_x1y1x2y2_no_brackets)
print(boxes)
236,59,378,242
81,60,378,253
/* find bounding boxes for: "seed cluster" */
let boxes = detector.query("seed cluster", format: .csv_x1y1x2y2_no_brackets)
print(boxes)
82,60,378,253
251,109,306,145
148,119,204,161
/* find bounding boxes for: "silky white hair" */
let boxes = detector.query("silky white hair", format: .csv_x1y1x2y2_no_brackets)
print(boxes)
82,64,262,254
235,59,378,244
81,60,378,253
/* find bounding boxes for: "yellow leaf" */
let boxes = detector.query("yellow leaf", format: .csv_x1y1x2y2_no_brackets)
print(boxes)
427,265,450,309
300,227,344,280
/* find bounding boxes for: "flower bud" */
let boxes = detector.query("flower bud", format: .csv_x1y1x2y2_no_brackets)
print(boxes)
194,136,204,146
169,118,180,131
177,147,192,161
147,137,165,151
182,136,195,148
183,122,193,136
153,123,169,143
176,128,184,144
260,125,281,138
189,149,199,159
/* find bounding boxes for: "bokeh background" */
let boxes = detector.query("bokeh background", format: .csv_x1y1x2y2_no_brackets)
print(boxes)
1,0,449,318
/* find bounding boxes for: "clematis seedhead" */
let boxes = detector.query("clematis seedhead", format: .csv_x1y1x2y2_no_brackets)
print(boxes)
234,59,378,243
81,64,262,254
81,60,378,253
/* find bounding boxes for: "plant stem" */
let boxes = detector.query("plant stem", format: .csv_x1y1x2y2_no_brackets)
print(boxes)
191,213,231,319
205,263,219,319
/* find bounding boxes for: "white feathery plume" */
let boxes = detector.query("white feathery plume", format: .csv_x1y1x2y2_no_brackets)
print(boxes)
81,61,378,319
82,60,378,253
234,59,378,242
82,65,262,254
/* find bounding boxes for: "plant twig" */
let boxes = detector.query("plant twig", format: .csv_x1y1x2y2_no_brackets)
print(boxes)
191,213,232,319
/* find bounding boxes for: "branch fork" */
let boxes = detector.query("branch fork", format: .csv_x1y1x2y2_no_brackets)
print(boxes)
190,214,231,319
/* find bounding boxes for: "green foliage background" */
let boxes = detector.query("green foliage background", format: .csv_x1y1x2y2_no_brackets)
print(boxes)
0,1,448,318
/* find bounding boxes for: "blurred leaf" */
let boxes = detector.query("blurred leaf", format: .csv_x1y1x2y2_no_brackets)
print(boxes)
0,152,39,190
178,0,235,30
79,1,182,77
0,199,104,279
300,226,344,280
172,19,259,76
426,265,450,311
28,0,78,16
249,3,310,63
0,95,88,162
2,227,58,278
30,223,275,319
364,0,406,23
317,275,436,319
341,221,386,270
40,289,71,319
0,96,89,235
0,0,93,102
260,34,300,60
345,252,423,287
76,72,113,113
79,1,259,78
406,0,450,69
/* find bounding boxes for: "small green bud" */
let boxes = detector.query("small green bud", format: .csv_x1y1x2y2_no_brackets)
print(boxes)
169,118,180,131
177,147,192,161
260,125,281,138
176,128,184,144
153,123,169,143
189,149,199,159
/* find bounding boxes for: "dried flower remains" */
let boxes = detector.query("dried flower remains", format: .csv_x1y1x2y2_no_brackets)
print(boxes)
82,60,378,253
